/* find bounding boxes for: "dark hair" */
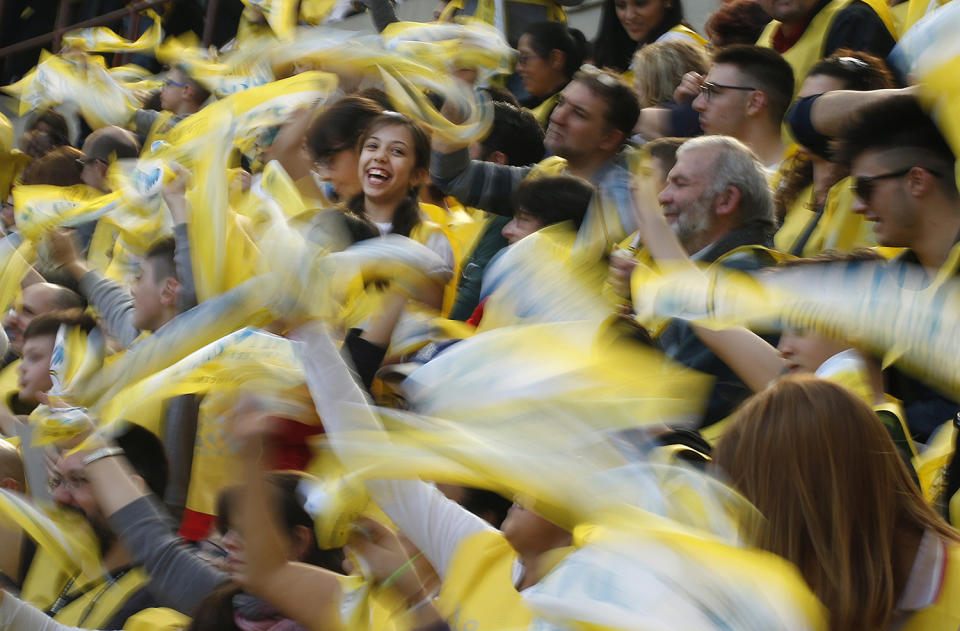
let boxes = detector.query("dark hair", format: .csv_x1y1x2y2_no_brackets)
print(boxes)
646,136,684,173
19,130,64,160
513,175,594,229
27,110,70,146
51,285,86,311
832,95,956,197
354,87,394,110
185,583,242,631
572,68,641,137
712,45,795,124
83,125,140,163
479,102,546,166
460,488,512,527
348,113,431,238
808,49,894,92
20,146,84,186
705,0,771,47
593,0,685,72
522,21,588,80
481,86,521,107
145,236,178,283
115,423,169,499
305,96,384,161
23,308,96,341
216,472,344,571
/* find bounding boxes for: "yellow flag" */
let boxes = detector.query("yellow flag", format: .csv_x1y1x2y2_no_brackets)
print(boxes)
61,10,163,53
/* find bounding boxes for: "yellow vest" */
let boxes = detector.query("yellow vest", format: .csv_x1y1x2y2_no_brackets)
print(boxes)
774,177,875,256
21,549,74,612
664,23,709,47
436,530,532,631
902,542,960,630
757,0,897,92
530,92,560,129
53,567,151,629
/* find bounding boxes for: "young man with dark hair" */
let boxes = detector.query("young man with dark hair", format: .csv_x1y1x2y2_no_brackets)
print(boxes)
683,45,794,171
831,94,960,442
49,184,198,524
432,67,642,261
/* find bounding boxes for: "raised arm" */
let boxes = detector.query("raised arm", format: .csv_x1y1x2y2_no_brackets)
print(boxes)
85,448,229,614
628,176,785,391
48,229,139,348
236,415,343,631
297,323,492,580
805,87,915,138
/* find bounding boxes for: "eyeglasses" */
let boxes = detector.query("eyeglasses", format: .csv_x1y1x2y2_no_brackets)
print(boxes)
698,81,757,101
516,53,536,66
852,166,941,201
48,474,89,492
164,78,187,88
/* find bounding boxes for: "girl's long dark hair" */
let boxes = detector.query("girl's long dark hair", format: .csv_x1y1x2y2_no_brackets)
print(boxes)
592,0,685,73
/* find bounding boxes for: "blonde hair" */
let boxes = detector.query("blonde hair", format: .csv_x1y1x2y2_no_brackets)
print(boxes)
714,375,960,631
631,39,710,108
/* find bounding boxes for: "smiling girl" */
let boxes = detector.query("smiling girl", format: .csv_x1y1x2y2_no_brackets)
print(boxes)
347,112,456,272
592,0,705,74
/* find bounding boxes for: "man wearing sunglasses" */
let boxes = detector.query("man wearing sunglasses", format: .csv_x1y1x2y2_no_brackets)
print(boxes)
833,94,960,443
679,45,794,173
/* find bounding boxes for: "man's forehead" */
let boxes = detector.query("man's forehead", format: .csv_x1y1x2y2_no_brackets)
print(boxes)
562,82,603,115
56,451,84,475
706,63,745,84
672,147,714,177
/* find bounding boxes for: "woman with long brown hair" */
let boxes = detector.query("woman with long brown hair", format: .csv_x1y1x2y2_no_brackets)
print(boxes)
714,375,960,630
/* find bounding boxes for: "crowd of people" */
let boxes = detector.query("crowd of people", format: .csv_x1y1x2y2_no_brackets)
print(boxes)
0,0,958,628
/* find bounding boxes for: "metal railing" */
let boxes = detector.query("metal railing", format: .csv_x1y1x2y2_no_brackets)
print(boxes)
0,0,219,67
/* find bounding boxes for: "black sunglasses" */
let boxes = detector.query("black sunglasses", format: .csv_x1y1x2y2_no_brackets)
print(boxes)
852,166,941,201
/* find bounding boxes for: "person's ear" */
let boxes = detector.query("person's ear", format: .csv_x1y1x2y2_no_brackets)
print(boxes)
0,478,22,492
291,524,314,560
906,166,939,198
549,49,566,72
489,150,509,165
597,127,626,154
410,167,428,190
159,277,180,309
713,184,742,218
744,90,767,118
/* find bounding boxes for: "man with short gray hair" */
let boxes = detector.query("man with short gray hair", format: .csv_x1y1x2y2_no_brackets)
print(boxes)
660,135,775,259
627,135,778,426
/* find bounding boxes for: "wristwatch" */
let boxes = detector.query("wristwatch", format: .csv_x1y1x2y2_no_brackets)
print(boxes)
81,446,125,466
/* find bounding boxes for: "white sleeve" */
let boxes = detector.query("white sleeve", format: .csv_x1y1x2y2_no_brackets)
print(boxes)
423,231,456,272
0,594,96,631
297,325,493,579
